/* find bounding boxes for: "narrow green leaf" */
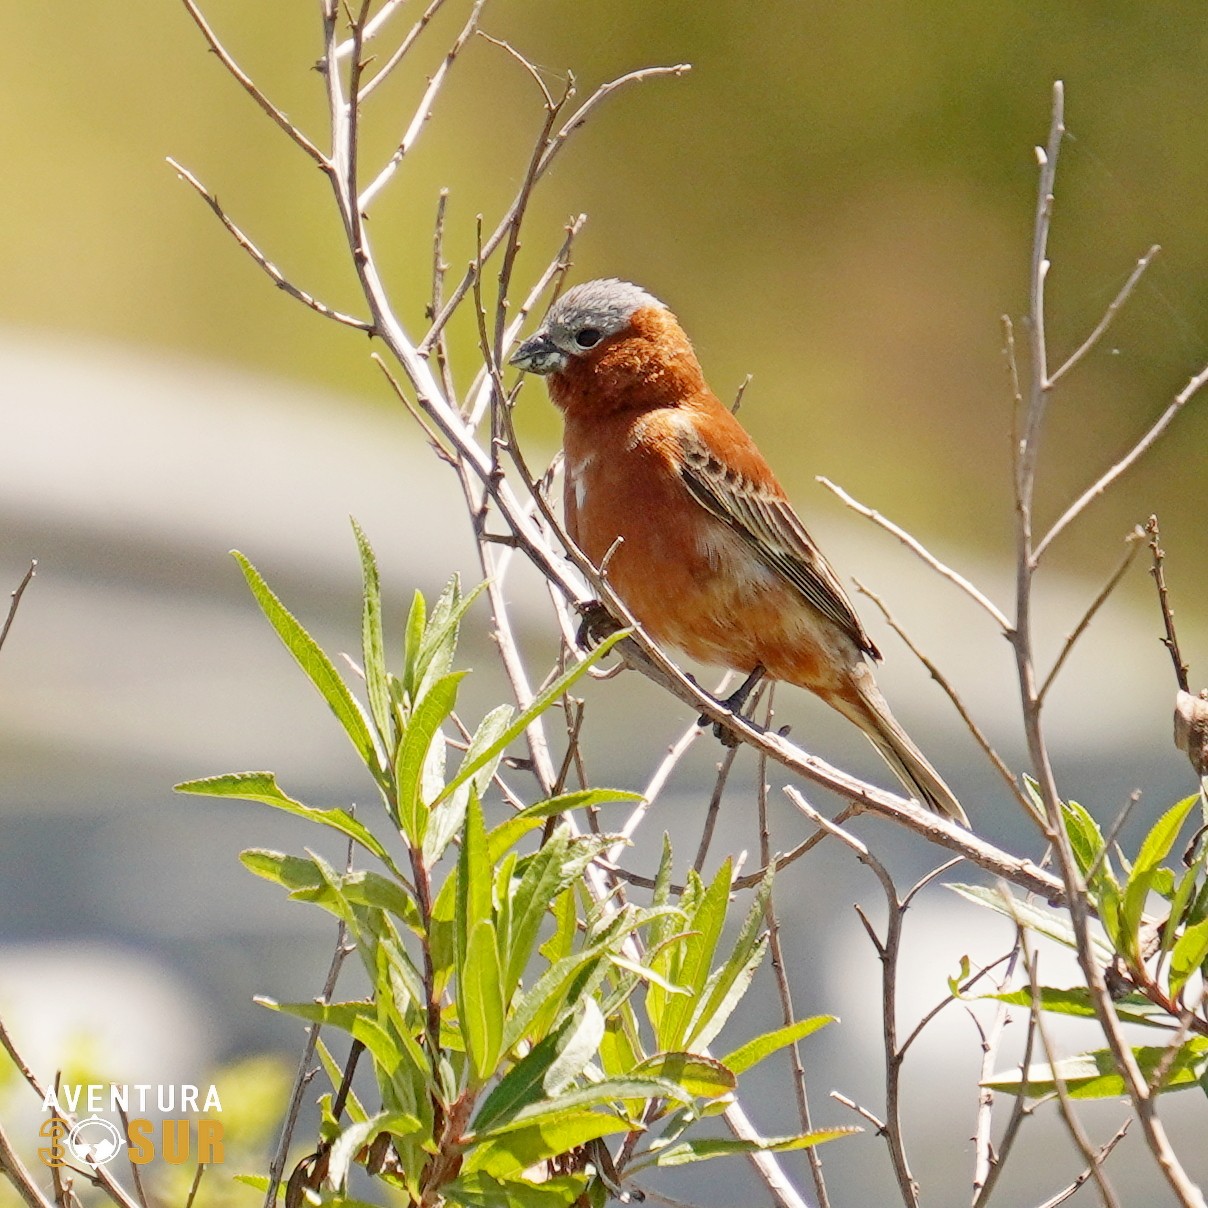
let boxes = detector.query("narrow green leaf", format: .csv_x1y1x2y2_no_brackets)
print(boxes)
473,1076,687,1140
948,884,1114,961
443,1171,587,1208
394,670,465,843
461,919,505,1085
457,793,493,964
474,1000,605,1135
434,631,630,806
658,859,731,1050
487,789,640,863
460,1112,629,1178
1122,794,1199,956
985,1037,1208,1098
179,772,401,875
630,1053,735,1100
327,1111,422,1189
1061,799,1106,883
987,986,1167,1028
1170,916,1208,1000
504,832,572,1000
231,551,381,774
650,1129,857,1167
688,870,771,1049
721,1015,836,1076
352,519,392,753
402,589,427,703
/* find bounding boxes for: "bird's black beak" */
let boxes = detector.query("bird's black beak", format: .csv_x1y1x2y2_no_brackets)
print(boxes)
509,332,567,375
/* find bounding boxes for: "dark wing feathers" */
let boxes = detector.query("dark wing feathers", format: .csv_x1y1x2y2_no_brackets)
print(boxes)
678,433,880,660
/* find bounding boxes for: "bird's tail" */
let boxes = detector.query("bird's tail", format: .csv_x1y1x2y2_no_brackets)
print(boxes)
831,683,969,828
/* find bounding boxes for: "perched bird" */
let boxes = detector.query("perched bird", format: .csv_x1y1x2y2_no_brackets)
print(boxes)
510,278,968,826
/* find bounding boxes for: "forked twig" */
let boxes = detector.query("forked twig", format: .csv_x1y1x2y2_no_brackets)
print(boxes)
166,160,374,331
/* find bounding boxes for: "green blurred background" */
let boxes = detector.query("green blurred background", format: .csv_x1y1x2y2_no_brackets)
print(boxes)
8,0,1208,576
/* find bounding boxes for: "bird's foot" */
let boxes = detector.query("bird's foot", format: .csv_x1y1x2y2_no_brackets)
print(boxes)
575,599,622,650
697,664,766,747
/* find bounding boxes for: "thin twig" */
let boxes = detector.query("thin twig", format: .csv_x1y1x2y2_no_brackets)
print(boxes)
166,160,374,331
692,737,742,875
0,1120,54,1208
1033,363,1208,563
1034,1122,1131,1208
1146,515,1190,693
853,577,1028,811
0,561,36,656
358,0,486,210
177,0,326,163
264,924,354,1208
1036,526,1145,703
420,63,689,352
818,478,1011,632
1049,246,1160,388
758,697,832,1208
784,789,919,1207
354,0,451,98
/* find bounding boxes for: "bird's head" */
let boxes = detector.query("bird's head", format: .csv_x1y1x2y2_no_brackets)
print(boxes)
510,278,705,413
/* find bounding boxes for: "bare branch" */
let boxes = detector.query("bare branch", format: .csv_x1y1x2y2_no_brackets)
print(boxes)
853,577,1029,812
818,477,1011,632
177,0,326,164
758,715,832,1208
1146,514,1190,693
0,561,36,656
1034,363,1208,563
264,924,354,1208
166,159,374,331
358,0,486,210
0,1120,54,1208
1037,527,1145,703
1049,245,1160,388
1034,1122,1131,1208
420,62,689,352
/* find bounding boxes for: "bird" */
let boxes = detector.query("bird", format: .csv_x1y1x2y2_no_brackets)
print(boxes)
509,278,968,827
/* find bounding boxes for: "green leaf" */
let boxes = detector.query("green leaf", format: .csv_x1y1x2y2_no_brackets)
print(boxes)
948,884,1113,961
402,589,427,703
434,630,631,806
630,1053,735,1100
394,670,465,843
326,1111,422,1189
985,1037,1208,1098
688,870,772,1050
461,1113,630,1178
1170,916,1208,1000
657,859,731,1050
231,551,381,776
1061,799,1108,884
461,919,505,1086
457,793,493,962
352,519,392,753
473,1077,688,1141
504,831,573,1001
1121,794,1199,966
720,1015,836,1076
987,986,1167,1028
648,1130,857,1167
443,1171,587,1208
474,1000,605,1135
178,772,401,875
488,790,641,863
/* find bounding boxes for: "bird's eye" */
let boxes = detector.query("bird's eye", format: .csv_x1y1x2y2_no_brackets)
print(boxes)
575,327,603,349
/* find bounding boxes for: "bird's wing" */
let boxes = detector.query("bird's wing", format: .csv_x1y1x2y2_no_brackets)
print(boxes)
677,426,880,659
